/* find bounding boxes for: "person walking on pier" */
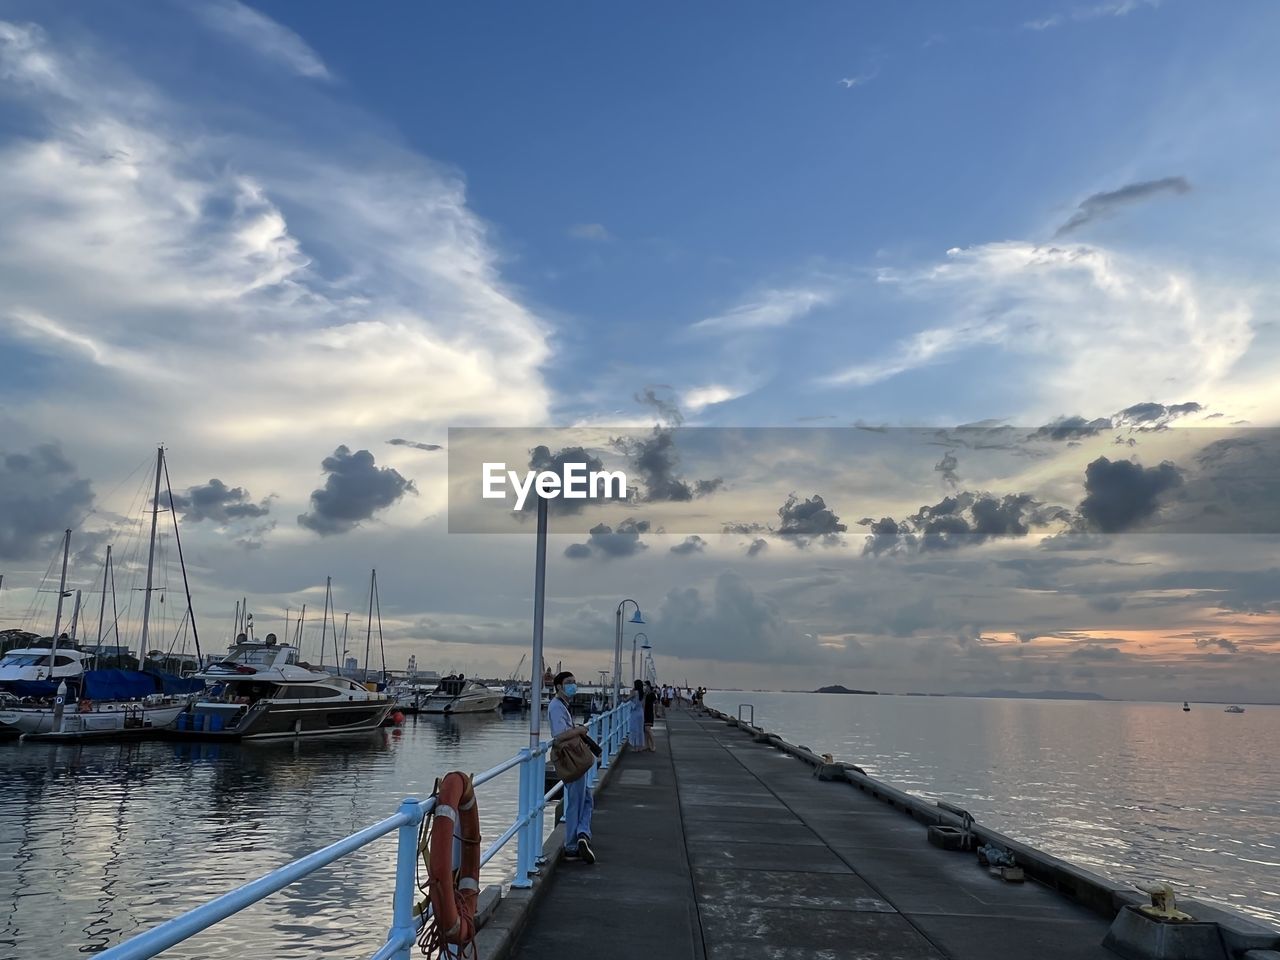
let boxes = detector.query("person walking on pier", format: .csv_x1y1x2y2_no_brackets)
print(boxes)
550,670,597,864
643,681,657,752
628,679,646,750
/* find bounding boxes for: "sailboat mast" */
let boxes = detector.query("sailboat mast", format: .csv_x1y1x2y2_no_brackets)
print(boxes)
163,453,202,662
67,589,82,641
363,569,375,685
94,546,112,659
47,529,71,670
338,612,348,675
139,446,164,655
375,574,387,683
319,576,331,666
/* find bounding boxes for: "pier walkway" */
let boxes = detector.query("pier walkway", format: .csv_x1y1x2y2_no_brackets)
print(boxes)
510,706,1116,960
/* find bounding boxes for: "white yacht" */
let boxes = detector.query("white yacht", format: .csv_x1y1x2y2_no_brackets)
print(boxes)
0,643,93,687
177,636,393,738
420,675,501,714
1225,705,1246,714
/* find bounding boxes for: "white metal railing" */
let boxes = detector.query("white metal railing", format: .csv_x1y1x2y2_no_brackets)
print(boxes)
98,703,632,960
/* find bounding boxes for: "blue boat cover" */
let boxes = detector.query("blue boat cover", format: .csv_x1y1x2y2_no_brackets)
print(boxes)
83,669,157,701
145,669,204,694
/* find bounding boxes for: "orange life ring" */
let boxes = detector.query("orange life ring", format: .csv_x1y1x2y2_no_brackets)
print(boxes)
424,771,481,950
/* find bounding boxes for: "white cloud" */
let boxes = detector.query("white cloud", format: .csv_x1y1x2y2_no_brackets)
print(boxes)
191,0,331,79
823,242,1253,418
690,287,829,334
1024,0,1161,30
0,17,550,529
682,384,746,413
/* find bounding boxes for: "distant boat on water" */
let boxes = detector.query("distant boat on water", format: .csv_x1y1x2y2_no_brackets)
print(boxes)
1225,705,1245,713
1183,701,1191,712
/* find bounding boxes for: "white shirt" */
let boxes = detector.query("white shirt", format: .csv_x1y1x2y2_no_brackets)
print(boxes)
549,693,573,737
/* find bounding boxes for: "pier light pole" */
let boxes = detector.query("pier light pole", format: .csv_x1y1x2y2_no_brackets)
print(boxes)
632,632,648,686
613,599,643,709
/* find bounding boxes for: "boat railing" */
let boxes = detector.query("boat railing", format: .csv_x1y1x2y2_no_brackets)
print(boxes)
96,702,633,960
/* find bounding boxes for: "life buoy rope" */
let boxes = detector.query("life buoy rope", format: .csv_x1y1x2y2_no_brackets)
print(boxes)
415,771,481,958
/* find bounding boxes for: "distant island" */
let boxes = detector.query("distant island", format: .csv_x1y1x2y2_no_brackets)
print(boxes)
948,689,1108,701
814,684,879,695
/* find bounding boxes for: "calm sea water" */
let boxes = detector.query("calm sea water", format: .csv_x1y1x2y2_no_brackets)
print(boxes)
706,691,1280,925
0,712,540,959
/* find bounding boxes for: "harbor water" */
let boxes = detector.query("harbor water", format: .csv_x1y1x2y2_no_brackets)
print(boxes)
4,695,1278,959
0,712,539,959
706,691,1280,925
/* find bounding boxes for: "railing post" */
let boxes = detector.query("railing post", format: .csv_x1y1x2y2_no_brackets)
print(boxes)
387,797,422,960
532,742,548,866
512,748,535,888
600,707,613,770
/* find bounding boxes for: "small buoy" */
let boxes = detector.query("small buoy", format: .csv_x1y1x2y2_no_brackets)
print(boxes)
391,711,405,725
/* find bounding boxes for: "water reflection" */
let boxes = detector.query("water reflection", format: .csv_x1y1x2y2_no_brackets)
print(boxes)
0,712,540,958
708,692,1280,924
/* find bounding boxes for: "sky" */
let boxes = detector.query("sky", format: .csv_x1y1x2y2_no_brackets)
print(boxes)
2,0,1279,701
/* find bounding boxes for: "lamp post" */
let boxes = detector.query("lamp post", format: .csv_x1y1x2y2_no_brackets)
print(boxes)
632,632,649,686
613,599,643,709
641,635,653,684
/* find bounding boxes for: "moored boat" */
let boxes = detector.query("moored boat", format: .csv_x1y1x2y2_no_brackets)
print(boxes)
1225,705,1245,713
174,635,393,738
420,675,501,714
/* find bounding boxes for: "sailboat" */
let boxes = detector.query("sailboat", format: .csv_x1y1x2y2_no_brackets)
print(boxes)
0,448,203,739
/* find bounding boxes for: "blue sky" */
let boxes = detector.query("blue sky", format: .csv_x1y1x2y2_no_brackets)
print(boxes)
2,0,1279,698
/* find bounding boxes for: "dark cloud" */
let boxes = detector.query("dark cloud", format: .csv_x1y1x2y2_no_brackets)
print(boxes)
1078,457,1182,532
171,478,271,523
1114,401,1203,432
723,521,766,536
861,491,1070,555
670,535,707,556
655,572,799,663
1194,637,1239,654
1067,643,1128,662
0,444,94,560
935,452,960,489
1031,415,1113,441
1054,176,1191,237
611,426,723,503
777,493,846,546
563,519,650,560
297,445,416,535
746,538,768,557
525,445,617,516
387,438,443,452
635,386,683,426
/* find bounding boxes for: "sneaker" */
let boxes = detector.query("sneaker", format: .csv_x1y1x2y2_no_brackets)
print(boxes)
563,848,581,861
576,835,596,864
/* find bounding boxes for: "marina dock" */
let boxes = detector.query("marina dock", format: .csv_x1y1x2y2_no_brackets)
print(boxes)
501,706,1280,960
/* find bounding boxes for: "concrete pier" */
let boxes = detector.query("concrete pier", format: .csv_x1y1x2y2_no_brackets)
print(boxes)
505,707,1126,960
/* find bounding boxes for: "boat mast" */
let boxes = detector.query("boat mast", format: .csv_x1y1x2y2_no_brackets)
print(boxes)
67,589,82,641
163,453,202,662
363,569,375,685
94,546,112,660
319,576,331,665
139,446,164,656
46,529,72,671
338,612,348,675
375,575,387,684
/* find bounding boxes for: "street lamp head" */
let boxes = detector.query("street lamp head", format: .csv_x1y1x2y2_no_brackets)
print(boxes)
629,608,645,625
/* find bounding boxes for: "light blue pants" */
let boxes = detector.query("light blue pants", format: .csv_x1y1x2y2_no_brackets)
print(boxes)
563,775,593,851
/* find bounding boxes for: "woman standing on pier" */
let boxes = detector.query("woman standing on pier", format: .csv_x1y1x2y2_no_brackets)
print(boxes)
628,679,645,749
643,681,657,752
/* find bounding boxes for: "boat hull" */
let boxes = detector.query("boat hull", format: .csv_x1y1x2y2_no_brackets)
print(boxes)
174,698,394,739
0,702,186,736
421,694,501,714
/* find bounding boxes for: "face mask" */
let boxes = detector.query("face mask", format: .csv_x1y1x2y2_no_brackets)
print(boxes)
563,683,577,696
